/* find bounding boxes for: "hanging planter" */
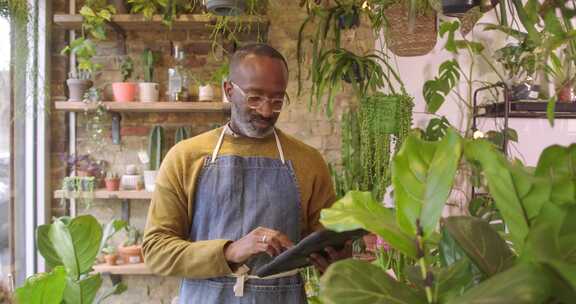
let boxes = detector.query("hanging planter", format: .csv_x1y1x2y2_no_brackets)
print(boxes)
383,3,437,57
337,5,360,29
206,0,246,16
442,0,480,16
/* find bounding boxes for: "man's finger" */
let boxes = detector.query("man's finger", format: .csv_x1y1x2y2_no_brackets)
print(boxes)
309,253,329,272
324,246,339,261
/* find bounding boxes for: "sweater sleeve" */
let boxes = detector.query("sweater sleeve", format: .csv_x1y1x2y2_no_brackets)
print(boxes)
306,152,336,235
142,146,233,279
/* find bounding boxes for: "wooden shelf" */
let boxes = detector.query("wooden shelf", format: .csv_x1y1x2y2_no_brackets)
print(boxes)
53,14,268,31
54,101,231,113
93,263,152,275
54,189,152,200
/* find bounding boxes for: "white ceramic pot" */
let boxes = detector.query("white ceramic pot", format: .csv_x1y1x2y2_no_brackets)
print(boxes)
198,84,214,102
139,82,160,102
143,170,159,192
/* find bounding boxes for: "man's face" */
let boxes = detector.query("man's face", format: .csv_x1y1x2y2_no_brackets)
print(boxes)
225,55,288,138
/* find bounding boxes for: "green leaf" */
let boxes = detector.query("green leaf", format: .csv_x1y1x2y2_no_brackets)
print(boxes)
445,216,515,276
436,259,475,303
99,219,127,254
79,6,96,17
535,144,576,179
320,259,426,304
439,227,467,267
49,215,102,279
448,263,551,304
392,129,462,238
547,96,557,127
15,266,67,304
320,191,417,257
463,140,530,250
439,21,460,53
63,274,103,304
37,224,63,269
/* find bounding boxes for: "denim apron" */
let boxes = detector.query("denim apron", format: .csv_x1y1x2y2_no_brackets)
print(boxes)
178,126,307,304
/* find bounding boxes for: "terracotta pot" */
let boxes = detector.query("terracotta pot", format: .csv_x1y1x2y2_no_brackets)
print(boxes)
558,84,576,103
118,245,143,264
67,79,93,102
105,178,120,191
112,82,138,102
104,254,118,266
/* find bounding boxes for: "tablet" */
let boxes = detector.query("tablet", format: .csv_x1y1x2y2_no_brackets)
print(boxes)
254,229,367,277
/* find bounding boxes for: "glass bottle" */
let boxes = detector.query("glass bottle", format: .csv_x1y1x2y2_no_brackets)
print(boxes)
167,42,190,101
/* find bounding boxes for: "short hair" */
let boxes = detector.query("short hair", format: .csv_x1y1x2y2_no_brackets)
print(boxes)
229,44,288,77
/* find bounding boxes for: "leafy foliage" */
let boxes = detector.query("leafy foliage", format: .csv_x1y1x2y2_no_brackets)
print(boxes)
17,216,127,304
423,60,460,113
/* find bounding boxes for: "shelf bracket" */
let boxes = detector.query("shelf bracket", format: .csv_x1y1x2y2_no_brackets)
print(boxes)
106,21,127,55
121,199,130,223
112,113,121,145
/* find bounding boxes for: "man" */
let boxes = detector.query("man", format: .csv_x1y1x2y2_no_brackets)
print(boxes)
143,44,341,303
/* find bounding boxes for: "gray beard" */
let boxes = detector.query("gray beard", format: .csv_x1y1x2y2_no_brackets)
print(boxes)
231,104,274,139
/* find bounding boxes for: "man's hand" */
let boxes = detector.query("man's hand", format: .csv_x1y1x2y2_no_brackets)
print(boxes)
224,227,294,265
308,241,352,273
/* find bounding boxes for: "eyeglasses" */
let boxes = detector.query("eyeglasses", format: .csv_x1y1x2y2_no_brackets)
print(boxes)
230,81,289,113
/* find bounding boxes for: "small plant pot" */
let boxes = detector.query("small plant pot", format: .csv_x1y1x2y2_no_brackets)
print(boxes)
143,170,159,192
118,245,143,264
112,82,138,102
206,0,246,16
198,84,214,102
67,79,93,102
341,61,365,84
105,178,120,191
558,84,576,103
104,254,118,266
139,82,160,103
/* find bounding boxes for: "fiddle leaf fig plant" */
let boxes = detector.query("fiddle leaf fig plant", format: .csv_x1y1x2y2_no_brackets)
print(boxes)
16,215,127,304
318,127,576,303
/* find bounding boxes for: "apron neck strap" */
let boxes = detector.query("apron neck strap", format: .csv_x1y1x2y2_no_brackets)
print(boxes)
211,125,286,165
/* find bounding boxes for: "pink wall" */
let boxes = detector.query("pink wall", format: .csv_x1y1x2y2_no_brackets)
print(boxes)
377,13,576,166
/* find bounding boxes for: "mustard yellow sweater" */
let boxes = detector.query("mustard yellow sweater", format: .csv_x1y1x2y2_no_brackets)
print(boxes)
142,126,336,279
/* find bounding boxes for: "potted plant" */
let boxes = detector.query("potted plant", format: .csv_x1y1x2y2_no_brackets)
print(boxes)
212,61,230,102
104,171,120,191
139,48,160,102
102,245,118,266
143,125,165,192
64,154,107,179
112,56,137,102
206,0,246,16
494,42,539,100
15,216,127,303
118,226,143,264
61,38,100,102
547,50,576,103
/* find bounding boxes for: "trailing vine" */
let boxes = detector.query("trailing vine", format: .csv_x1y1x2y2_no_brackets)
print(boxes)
336,92,413,202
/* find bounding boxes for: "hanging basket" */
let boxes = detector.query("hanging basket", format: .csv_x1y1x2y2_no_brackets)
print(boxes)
206,0,246,16
383,4,437,57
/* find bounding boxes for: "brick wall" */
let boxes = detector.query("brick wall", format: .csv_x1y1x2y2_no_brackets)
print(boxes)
50,1,373,303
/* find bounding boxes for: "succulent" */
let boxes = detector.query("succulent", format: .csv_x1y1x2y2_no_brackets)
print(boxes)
102,244,117,255
105,171,119,180
123,226,141,247
148,125,165,171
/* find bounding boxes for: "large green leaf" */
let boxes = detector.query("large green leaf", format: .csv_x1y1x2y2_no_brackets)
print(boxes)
436,259,475,303
535,144,576,179
463,140,530,251
63,274,103,304
448,263,551,304
320,259,426,304
15,266,67,304
445,216,515,276
37,224,63,269
320,191,417,257
49,215,102,279
392,129,462,238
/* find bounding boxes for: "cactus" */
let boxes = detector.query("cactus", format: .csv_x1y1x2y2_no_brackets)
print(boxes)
148,125,165,171
105,171,119,180
142,48,157,83
174,127,190,145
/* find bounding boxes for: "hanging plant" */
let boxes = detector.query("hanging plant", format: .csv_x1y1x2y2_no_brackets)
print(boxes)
309,48,403,116
336,92,413,201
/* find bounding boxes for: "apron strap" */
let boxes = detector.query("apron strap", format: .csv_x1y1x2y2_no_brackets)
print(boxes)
211,125,286,165
231,265,300,297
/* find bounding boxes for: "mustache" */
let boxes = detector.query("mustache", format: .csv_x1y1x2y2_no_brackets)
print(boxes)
250,115,274,123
